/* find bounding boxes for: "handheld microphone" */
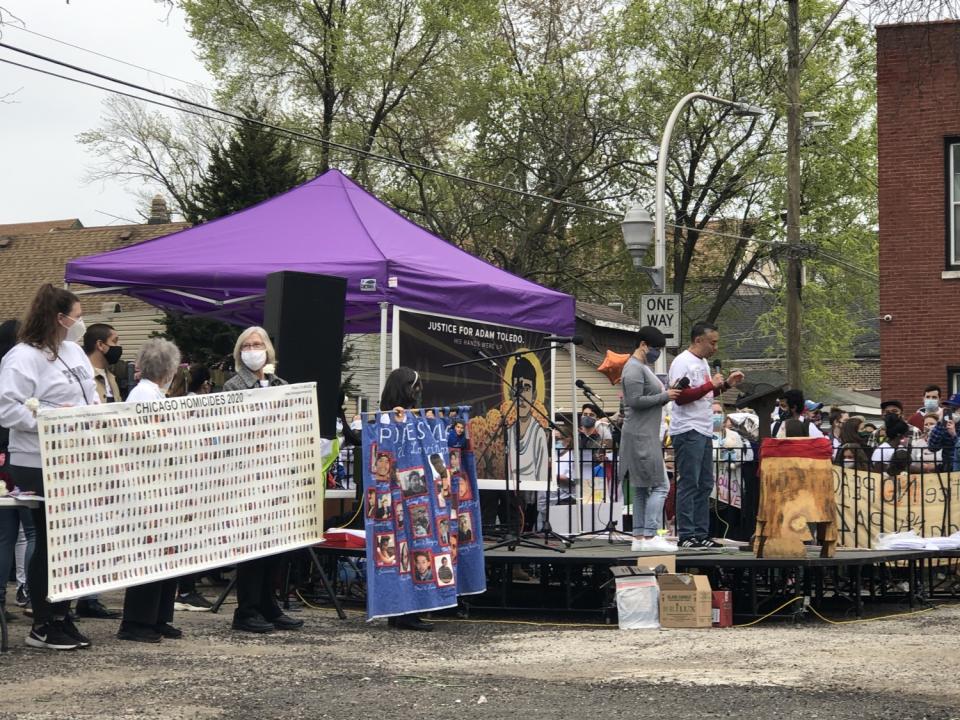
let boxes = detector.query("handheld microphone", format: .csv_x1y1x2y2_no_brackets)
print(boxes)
712,358,722,373
544,335,584,345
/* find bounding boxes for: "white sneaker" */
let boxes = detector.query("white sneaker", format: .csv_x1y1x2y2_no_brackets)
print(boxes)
643,535,679,553
630,538,648,552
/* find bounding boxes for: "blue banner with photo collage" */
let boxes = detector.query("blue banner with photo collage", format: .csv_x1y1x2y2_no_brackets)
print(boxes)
362,407,485,620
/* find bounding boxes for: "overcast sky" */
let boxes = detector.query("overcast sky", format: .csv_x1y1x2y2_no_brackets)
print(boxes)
0,0,211,227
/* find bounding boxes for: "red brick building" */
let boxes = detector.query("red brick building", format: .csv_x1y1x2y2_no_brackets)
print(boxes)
878,20,960,403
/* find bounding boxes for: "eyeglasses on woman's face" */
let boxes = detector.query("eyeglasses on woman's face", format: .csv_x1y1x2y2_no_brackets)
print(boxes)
240,341,266,351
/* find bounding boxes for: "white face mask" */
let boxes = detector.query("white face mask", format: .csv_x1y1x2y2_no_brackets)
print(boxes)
62,315,86,344
241,349,267,372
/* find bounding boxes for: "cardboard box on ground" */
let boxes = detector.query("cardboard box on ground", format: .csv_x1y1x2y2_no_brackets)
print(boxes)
657,574,713,628
613,560,731,629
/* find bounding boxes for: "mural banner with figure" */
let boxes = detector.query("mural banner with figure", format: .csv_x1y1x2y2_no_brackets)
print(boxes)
362,408,485,620
396,308,553,487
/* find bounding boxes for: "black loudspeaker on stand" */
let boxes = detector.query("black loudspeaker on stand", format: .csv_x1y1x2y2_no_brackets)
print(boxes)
264,271,346,438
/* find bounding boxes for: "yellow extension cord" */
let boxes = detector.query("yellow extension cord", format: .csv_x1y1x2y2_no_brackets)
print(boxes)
296,590,938,628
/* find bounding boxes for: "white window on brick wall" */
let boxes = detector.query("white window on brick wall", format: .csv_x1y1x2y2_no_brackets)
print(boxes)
949,367,960,396
950,144,960,266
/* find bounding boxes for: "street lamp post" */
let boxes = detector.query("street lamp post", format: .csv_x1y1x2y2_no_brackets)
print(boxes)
622,92,765,372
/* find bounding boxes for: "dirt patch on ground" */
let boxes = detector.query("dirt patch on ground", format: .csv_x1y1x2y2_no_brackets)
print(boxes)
1,592,958,719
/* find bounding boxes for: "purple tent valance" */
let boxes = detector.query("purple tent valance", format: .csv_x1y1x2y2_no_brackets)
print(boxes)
65,169,575,335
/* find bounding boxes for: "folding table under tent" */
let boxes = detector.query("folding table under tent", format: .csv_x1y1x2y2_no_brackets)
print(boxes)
65,168,578,405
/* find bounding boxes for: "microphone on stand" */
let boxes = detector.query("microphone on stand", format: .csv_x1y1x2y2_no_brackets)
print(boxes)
474,349,500,368
575,379,597,396
544,335,584,345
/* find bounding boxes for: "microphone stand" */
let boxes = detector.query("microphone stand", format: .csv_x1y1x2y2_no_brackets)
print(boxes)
444,345,569,552
568,391,628,544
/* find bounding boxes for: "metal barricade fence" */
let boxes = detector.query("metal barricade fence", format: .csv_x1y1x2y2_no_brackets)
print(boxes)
536,444,758,538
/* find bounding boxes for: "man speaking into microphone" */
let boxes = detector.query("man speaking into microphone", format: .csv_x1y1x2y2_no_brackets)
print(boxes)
668,322,744,548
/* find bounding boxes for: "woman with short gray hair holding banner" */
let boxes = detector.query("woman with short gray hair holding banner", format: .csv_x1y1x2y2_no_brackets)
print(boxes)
117,338,184,643
221,326,303,634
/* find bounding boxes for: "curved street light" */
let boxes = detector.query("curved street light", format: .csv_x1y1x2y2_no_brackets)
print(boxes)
622,93,765,294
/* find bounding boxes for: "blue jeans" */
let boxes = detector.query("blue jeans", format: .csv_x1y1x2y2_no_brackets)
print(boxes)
672,430,714,541
0,505,35,606
632,470,669,537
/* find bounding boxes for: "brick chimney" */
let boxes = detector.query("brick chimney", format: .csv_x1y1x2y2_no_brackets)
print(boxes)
147,195,171,225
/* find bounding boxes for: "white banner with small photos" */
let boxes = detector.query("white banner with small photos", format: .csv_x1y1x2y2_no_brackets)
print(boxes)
38,382,325,602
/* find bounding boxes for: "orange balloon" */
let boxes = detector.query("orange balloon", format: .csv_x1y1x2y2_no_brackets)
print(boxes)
597,350,631,385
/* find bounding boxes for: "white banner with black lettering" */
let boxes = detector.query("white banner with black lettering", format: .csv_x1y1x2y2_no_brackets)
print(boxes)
38,383,324,602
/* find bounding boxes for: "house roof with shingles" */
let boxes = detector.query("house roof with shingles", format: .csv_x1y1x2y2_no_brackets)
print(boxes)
576,300,640,332
688,290,880,360
0,221,189,322
0,219,83,236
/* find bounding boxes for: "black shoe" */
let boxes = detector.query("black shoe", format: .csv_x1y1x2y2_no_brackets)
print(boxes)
61,614,92,648
153,622,183,639
117,622,162,643
699,538,724,549
15,584,29,607
174,591,213,612
232,612,274,634
75,599,121,619
387,614,434,632
26,621,80,650
678,537,703,548
269,613,304,630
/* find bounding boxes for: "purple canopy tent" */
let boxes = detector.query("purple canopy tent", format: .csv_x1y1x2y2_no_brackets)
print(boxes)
65,169,575,336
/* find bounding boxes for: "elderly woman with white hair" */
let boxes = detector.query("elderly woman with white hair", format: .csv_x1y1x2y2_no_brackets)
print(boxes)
221,326,303,634
117,338,184,643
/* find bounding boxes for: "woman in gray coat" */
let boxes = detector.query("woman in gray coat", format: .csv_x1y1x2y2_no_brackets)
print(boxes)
617,327,680,552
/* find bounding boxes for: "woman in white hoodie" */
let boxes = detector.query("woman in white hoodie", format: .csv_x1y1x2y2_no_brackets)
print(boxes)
0,284,98,651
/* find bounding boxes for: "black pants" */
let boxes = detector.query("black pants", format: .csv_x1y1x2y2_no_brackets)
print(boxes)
480,490,535,532
122,579,177,627
9,465,68,625
235,555,282,620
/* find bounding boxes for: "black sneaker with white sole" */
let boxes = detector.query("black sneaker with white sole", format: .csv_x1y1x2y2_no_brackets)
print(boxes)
61,614,92,648
678,538,703,549
699,538,724,549
25,621,80,650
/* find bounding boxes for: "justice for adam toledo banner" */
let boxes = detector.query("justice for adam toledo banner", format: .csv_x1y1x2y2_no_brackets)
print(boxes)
38,383,325,602
362,408,485,620
397,308,552,484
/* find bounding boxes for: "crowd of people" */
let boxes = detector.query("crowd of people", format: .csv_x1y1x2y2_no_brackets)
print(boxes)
2,281,953,648
0,284,304,650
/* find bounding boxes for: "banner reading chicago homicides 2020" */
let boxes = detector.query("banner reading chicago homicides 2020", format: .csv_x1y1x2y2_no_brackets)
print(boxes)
362,408,485,620
38,383,325,602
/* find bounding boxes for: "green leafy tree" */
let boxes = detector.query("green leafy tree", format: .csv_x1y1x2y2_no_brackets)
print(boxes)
154,106,304,367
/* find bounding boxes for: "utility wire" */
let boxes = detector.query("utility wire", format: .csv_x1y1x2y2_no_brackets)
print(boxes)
5,24,213,94
0,41,879,280
0,41,621,221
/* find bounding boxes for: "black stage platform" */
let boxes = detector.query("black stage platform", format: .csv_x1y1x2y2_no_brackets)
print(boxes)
468,542,936,619
310,539,945,621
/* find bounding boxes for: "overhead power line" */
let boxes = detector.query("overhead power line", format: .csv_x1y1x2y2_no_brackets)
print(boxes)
0,40,878,281
6,24,213,94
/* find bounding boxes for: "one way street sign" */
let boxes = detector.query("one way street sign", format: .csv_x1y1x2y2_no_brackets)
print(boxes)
640,294,681,348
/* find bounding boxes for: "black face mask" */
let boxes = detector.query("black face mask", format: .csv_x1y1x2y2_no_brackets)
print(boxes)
884,412,899,424
104,345,123,365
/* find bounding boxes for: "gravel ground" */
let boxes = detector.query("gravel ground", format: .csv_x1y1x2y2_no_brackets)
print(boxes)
2,591,959,720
